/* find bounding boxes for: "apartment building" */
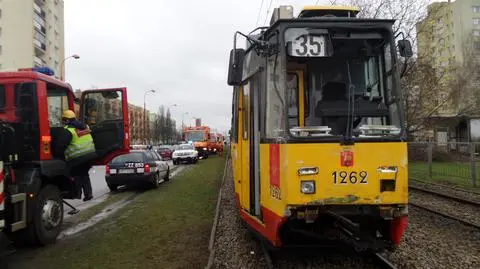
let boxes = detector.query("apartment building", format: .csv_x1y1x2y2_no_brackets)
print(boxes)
417,0,480,68
0,0,65,79
415,0,480,144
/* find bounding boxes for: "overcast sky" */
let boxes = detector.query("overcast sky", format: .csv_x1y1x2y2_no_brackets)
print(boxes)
63,0,329,133
64,0,438,133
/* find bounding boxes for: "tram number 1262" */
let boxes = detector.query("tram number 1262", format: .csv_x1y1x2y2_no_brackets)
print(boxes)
332,171,368,184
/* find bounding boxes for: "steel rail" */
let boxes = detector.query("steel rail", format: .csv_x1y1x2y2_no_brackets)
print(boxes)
409,203,480,230
372,253,398,269
409,185,480,206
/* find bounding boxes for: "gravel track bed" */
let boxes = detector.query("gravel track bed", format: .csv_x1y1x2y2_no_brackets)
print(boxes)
211,161,268,269
409,189,480,227
409,180,480,204
387,207,480,269
211,162,387,269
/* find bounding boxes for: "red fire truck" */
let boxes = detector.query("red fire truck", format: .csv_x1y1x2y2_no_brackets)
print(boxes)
0,67,130,254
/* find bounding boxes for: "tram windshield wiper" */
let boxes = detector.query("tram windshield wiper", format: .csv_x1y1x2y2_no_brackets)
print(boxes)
289,126,333,137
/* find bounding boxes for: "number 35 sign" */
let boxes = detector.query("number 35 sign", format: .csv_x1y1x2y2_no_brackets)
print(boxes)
288,34,327,57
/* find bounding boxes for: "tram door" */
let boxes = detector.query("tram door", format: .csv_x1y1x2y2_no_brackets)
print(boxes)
239,77,261,218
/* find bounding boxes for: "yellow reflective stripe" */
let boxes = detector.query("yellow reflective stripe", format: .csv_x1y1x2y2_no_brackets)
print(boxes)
65,143,95,158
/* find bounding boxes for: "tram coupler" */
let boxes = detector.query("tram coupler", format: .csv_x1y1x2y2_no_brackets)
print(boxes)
63,200,80,215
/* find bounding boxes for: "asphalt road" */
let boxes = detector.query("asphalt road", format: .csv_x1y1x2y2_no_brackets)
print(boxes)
64,161,175,211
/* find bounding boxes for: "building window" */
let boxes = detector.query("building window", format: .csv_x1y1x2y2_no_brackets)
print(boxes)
474,6,480,13
474,18,480,25
474,42,480,50
474,30,480,36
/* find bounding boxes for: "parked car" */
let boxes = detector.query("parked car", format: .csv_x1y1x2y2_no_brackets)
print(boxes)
105,150,170,191
157,145,173,160
172,144,199,165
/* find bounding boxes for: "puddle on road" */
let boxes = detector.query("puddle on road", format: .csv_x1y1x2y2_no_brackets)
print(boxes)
59,165,187,239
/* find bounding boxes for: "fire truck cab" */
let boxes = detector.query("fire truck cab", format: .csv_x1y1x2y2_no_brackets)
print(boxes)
0,68,130,249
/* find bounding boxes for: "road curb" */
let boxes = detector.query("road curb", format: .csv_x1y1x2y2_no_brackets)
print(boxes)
205,155,229,269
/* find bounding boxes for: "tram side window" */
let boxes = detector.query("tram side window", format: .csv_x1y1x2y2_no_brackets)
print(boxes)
47,86,69,128
265,55,286,138
287,73,299,127
242,83,250,140
231,87,239,143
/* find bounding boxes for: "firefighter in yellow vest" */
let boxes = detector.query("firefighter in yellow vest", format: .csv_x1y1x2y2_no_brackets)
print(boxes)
53,110,97,201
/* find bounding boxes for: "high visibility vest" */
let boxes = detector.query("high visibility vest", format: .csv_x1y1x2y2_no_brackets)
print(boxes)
64,126,96,161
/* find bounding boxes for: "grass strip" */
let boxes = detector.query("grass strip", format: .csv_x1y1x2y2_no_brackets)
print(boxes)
10,155,226,269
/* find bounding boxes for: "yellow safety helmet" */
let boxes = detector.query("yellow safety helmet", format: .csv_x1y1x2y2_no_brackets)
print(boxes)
62,109,76,120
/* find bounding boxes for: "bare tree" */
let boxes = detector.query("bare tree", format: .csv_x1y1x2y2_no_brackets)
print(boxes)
165,108,172,143
152,106,164,144
401,59,450,139
449,38,480,117
327,0,430,42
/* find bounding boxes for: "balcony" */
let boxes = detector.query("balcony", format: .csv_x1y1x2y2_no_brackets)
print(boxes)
33,12,45,27
34,0,45,6
33,31,46,56
34,56,43,67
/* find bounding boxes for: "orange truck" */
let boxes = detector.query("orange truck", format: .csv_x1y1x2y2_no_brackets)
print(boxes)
209,133,225,155
183,126,211,159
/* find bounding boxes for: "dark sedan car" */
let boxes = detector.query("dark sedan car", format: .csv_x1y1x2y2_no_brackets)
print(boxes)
157,145,173,160
105,150,170,191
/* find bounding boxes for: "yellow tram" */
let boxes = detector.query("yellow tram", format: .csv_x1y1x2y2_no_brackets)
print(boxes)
227,6,412,252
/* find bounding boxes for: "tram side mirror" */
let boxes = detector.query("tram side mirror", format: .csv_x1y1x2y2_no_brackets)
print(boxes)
397,39,413,58
228,49,246,86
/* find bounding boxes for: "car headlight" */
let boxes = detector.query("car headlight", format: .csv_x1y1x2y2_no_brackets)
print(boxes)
300,181,316,194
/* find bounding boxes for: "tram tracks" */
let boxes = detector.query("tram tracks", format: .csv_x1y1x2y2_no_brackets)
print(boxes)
259,246,398,269
409,183,480,230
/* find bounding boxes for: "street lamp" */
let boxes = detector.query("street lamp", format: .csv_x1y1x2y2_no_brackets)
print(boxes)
181,112,190,140
60,54,80,81
144,89,156,144
165,104,177,143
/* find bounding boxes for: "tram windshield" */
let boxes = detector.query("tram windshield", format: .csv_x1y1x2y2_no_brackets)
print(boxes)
186,131,205,142
269,28,402,140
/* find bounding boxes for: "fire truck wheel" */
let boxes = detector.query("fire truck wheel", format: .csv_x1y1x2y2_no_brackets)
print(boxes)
30,185,63,245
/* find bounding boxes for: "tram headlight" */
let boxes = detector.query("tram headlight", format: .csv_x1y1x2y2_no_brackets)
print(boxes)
300,181,316,194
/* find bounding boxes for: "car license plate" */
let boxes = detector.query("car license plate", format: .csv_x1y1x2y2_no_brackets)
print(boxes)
119,169,134,174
